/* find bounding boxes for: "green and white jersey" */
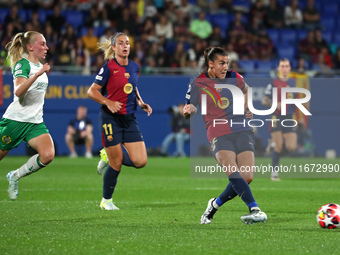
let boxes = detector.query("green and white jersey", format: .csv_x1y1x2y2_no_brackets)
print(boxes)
3,58,48,124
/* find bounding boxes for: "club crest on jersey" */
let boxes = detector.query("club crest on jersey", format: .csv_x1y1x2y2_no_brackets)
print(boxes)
124,73,130,78
124,83,133,94
2,135,11,144
217,97,230,109
107,135,113,142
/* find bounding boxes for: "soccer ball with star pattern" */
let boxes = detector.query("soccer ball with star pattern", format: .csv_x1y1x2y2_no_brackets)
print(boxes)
317,203,340,229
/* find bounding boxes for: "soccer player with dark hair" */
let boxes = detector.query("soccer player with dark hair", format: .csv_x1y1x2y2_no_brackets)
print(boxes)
183,46,267,225
88,33,152,210
262,58,297,181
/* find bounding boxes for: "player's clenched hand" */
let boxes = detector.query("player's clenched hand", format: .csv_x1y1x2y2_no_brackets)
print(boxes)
140,103,152,116
107,101,123,113
183,104,197,119
37,63,50,76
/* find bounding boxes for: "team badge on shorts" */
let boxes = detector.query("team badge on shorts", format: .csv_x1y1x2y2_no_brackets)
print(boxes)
2,135,11,144
124,83,133,94
210,138,217,152
124,73,130,78
107,135,113,142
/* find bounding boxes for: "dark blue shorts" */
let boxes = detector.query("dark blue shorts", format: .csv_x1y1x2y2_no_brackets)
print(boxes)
100,111,144,147
269,114,297,133
210,130,255,157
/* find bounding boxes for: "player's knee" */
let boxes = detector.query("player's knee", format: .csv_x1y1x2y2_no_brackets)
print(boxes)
39,149,55,165
134,158,147,169
286,144,297,152
243,177,253,184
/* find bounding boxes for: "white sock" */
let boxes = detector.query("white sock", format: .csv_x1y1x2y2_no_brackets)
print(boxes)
14,154,46,179
213,200,220,209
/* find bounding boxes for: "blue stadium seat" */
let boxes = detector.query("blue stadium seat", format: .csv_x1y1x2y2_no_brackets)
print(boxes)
321,31,333,44
256,60,274,71
238,60,255,72
296,29,308,42
280,29,297,43
320,16,335,31
233,0,251,11
37,9,52,23
18,9,27,22
65,10,84,29
266,29,279,45
322,2,338,15
94,26,105,37
276,46,296,61
0,8,9,24
79,26,88,37
165,40,177,54
333,33,340,45
211,14,229,31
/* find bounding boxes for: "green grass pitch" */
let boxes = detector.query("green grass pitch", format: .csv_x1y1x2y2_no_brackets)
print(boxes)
1,156,340,255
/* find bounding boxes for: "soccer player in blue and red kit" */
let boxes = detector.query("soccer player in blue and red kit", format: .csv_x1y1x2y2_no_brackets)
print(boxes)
88,33,152,210
183,47,267,225
262,59,297,181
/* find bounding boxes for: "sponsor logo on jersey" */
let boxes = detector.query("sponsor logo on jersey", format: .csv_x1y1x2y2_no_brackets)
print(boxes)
15,63,22,71
2,135,11,144
114,70,119,73
124,73,130,78
95,75,103,81
124,83,133,94
14,70,22,75
217,97,230,109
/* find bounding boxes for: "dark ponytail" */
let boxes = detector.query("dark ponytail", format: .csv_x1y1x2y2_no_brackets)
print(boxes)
202,47,228,72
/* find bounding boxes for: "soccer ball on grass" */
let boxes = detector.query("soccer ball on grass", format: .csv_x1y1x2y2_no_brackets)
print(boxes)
317,203,340,229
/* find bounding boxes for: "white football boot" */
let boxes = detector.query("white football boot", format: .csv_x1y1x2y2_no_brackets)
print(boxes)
97,148,109,175
7,171,19,200
241,207,267,225
200,198,218,224
100,198,119,210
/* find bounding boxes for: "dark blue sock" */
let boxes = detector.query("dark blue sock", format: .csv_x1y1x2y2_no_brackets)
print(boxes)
103,166,120,199
216,183,237,207
272,151,280,172
122,147,135,167
228,172,258,209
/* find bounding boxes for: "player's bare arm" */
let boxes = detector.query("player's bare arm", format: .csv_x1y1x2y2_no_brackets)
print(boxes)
136,87,152,116
87,82,123,113
14,63,50,97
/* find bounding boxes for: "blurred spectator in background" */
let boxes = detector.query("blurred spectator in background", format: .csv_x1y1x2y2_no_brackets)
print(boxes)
229,60,246,76
298,30,317,62
61,25,78,50
284,0,303,28
258,32,274,60
144,0,158,19
295,57,307,73
4,6,23,34
314,29,329,52
303,0,320,30
55,38,72,66
265,0,284,28
189,11,212,39
46,5,66,36
30,10,42,32
116,8,137,36
332,48,340,69
65,106,93,158
155,14,174,39
161,104,190,157
82,27,99,56
250,0,266,26
229,12,248,37
225,43,239,63
208,26,226,47
173,10,189,38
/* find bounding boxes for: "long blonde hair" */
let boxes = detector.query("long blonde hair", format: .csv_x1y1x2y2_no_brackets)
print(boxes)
5,31,41,70
97,32,126,61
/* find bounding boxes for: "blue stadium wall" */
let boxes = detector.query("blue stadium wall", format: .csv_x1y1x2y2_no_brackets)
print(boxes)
1,74,339,157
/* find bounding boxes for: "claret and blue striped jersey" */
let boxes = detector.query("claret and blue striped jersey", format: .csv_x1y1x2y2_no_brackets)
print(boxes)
185,70,252,142
93,58,140,115
264,78,296,115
